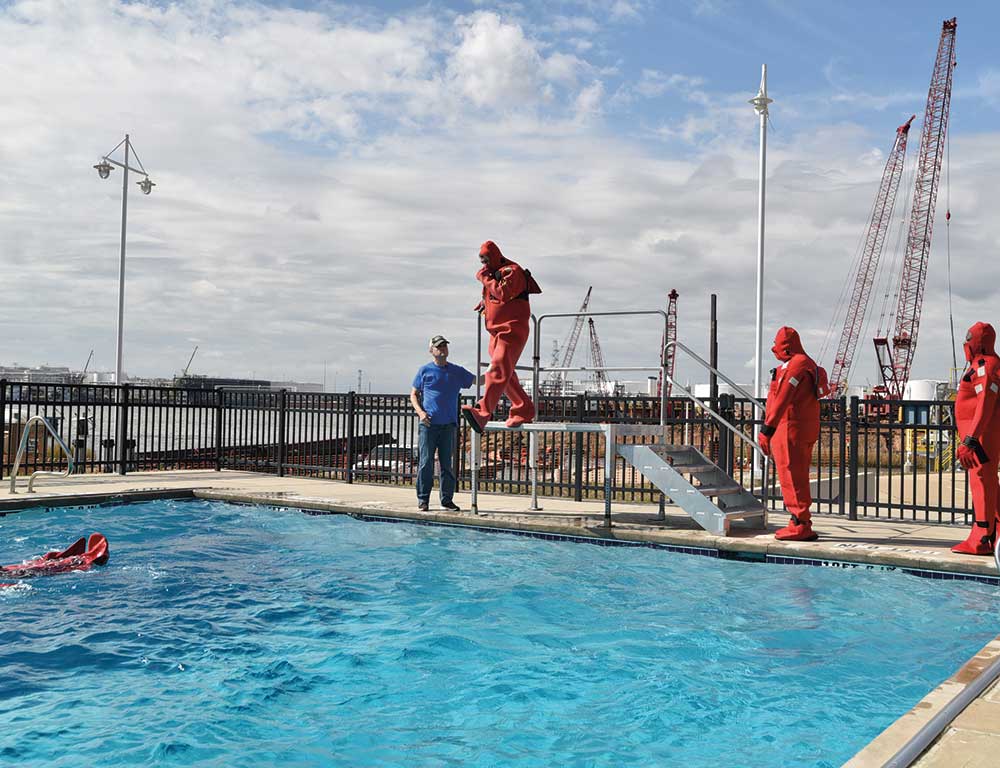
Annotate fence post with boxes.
[849,396,859,521]
[118,384,130,476]
[345,390,356,484]
[838,396,847,516]
[214,388,224,472]
[574,393,585,501]
[277,388,288,477]
[0,379,6,478]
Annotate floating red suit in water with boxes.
[952,322,1000,556]
[462,241,537,432]
[758,327,823,542]
[0,533,109,582]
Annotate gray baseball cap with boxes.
[429,335,450,348]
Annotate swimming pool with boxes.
[1,499,997,767]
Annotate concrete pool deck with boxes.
[3,468,1000,766]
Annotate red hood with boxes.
[964,322,997,362]
[480,240,504,270]
[771,326,805,362]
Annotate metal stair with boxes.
[616,442,766,536]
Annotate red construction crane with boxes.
[657,289,679,397]
[587,318,609,393]
[543,286,592,395]
[827,116,914,396]
[874,17,957,398]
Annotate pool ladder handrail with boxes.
[663,341,771,514]
[7,415,75,494]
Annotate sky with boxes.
[2,0,999,393]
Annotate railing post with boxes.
[74,417,88,474]
[838,396,848,516]
[214,388,224,472]
[849,396,860,521]
[277,388,288,477]
[574,393,585,501]
[0,379,7,478]
[345,390,356,484]
[118,384,130,476]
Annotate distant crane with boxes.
[182,346,199,378]
[587,318,610,394]
[657,289,679,398]
[543,286,592,395]
[826,116,914,396]
[874,18,957,398]
[77,349,94,384]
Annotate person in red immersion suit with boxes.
[757,327,822,542]
[951,322,1000,555]
[461,241,536,433]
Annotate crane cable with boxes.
[946,123,958,375]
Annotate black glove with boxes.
[962,435,990,464]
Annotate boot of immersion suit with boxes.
[774,511,819,542]
[952,520,995,556]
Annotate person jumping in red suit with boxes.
[462,241,536,433]
[952,322,1000,555]
[757,327,821,542]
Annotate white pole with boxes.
[750,65,772,478]
[115,134,130,386]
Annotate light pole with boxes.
[749,65,772,478]
[93,134,156,386]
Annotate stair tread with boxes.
[669,463,715,473]
[692,485,743,495]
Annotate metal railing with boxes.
[7,415,75,493]
[0,380,981,526]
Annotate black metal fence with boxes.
[0,380,973,526]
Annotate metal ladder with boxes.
[6,415,75,494]
[613,342,771,536]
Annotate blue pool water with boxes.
[1,500,999,767]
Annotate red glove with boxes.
[476,266,492,284]
[473,300,485,312]
[757,431,771,457]
[958,436,988,470]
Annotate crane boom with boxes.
[587,318,609,392]
[828,116,914,396]
[182,345,199,378]
[875,17,956,398]
[657,289,679,397]
[544,286,592,394]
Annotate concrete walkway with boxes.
[3,469,1000,766]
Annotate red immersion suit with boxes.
[462,241,535,432]
[757,327,821,542]
[952,322,1000,555]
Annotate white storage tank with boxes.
[903,379,943,401]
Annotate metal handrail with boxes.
[7,415,75,494]
[663,341,770,515]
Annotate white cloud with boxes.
[0,0,995,395]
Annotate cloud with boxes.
[0,0,996,395]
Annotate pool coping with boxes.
[4,483,1000,765]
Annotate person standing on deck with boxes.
[757,326,828,542]
[461,240,539,433]
[951,322,1000,555]
[411,335,478,512]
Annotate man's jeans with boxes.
[417,423,457,504]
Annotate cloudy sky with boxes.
[2,0,998,393]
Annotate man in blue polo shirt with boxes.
[410,335,478,511]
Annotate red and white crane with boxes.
[873,17,957,398]
[827,116,914,396]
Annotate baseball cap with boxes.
[429,335,450,348]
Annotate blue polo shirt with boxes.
[412,362,476,425]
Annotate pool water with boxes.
[1,499,998,767]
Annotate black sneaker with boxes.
[417,502,429,511]
[441,501,460,512]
